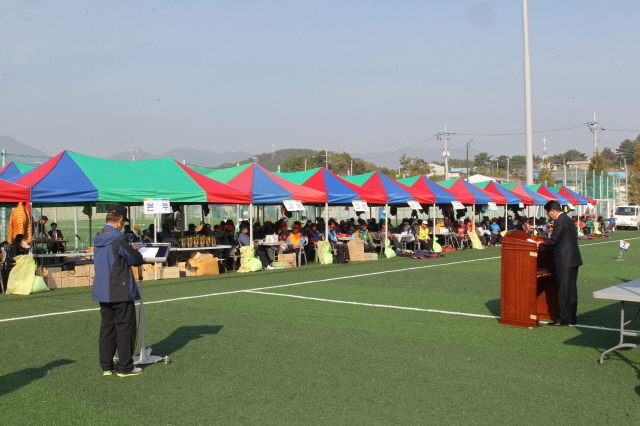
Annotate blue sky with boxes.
[1,1,639,164]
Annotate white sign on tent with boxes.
[352,200,369,212]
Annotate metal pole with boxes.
[522,0,534,185]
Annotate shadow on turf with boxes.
[151,325,223,356]
[0,359,75,397]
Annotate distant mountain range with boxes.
[109,148,255,168]
[0,136,51,165]
[0,135,484,171]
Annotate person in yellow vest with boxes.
[416,220,433,252]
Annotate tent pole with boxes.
[89,207,93,248]
[180,204,185,239]
[325,203,329,241]
[249,204,253,241]
[432,203,436,237]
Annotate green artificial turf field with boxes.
[2,232,640,425]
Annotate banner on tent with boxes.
[352,200,368,212]
[519,202,524,208]
[451,201,465,210]
[95,202,119,213]
[407,200,422,210]
[144,198,171,214]
[568,203,575,210]
[487,202,497,211]
[283,200,304,211]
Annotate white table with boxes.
[169,245,231,251]
[258,241,286,246]
[593,279,640,364]
[338,237,356,241]
[33,251,94,258]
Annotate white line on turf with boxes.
[246,290,623,332]
[245,290,500,319]
[0,235,637,326]
[0,256,500,323]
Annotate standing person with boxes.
[537,200,583,326]
[92,206,144,377]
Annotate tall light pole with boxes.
[465,140,473,181]
[130,148,137,161]
[522,0,534,185]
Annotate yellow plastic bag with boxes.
[238,246,263,273]
[383,239,396,258]
[317,241,333,265]
[6,255,45,295]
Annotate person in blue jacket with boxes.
[92,206,144,377]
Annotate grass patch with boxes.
[1,232,640,424]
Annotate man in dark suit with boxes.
[538,200,583,326]
[47,222,65,253]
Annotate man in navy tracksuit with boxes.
[93,206,144,377]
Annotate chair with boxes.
[297,240,308,266]
[226,247,241,271]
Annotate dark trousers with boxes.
[331,242,350,261]
[555,267,579,324]
[99,301,137,373]
[418,239,433,251]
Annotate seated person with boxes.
[489,218,502,246]
[305,223,322,261]
[123,224,139,242]
[238,224,251,247]
[12,233,31,256]
[522,218,533,235]
[455,220,468,250]
[379,222,402,252]
[47,222,65,253]
[184,223,197,236]
[286,222,306,260]
[142,224,156,242]
[253,222,266,240]
[157,223,175,242]
[353,220,377,253]
[328,221,350,261]
[416,220,433,252]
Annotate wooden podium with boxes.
[500,230,559,327]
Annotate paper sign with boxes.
[567,203,575,210]
[144,198,171,214]
[95,203,118,213]
[487,202,497,211]
[407,200,422,210]
[352,200,368,212]
[283,200,304,211]
[139,247,159,259]
[519,202,525,208]
[451,201,465,210]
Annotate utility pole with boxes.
[322,150,331,170]
[542,137,547,163]
[437,124,455,180]
[506,158,510,183]
[522,0,534,185]
[587,111,605,156]
[304,158,307,171]
[624,158,628,204]
[350,160,353,176]
[465,140,473,181]
[129,148,137,161]
[563,158,567,186]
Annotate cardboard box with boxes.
[142,264,159,281]
[278,253,297,268]
[45,275,64,289]
[347,240,364,261]
[162,266,181,280]
[178,262,197,277]
[74,264,94,277]
[75,276,93,287]
[187,257,219,276]
[192,251,214,259]
[362,253,378,261]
